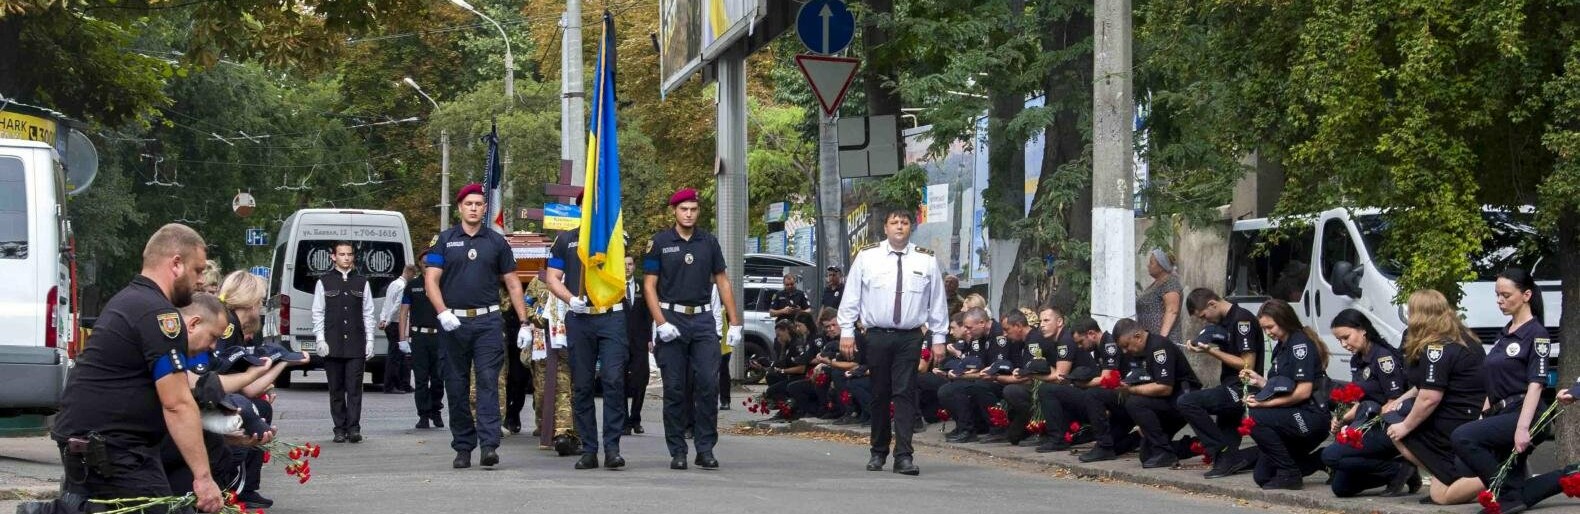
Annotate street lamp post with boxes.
[451,0,514,230]
[403,77,452,232]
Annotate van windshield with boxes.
[291,240,408,297]
[0,157,27,259]
[1355,212,1559,281]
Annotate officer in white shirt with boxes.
[379,265,418,394]
[837,208,948,476]
[312,241,376,443]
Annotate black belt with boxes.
[412,327,438,334]
[1489,393,1530,414]
[868,327,921,333]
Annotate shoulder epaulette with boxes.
[859,242,880,252]
[915,246,934,255]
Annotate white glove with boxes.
[398,340,411,353]
[438,311,462,332]
[314,339,330,356]
[727,326,743,348]
[516,327,533,349]
[365,341,374,360]
[568,297,590,314]
[655,323,681,342]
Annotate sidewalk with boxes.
[0,434,60,501]
[716,385,1480,514]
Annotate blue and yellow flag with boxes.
[577,12,626,308]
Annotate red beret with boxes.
[669,188,699,207]
[456,183,485,204]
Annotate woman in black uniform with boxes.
[1239,299,1331,490]
[1319,309,1413,497]
[1385,289,1486,505]
[1452,268,1562,513]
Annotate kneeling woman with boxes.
[1320,309,1412,497]
[1385,289,1486,505]
[1240,300,1332,490]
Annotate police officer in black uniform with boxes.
[1179,288,1265,478]
[822,267,844,310]
[1385,289,1485,505]
[1451,268,1558,511]
[1240,299,1332,490]
[1031,314,1106,453]
[1073,319,1137,462]
[989,310,1038,445]
[940,308,994,443]
[402,241,446,430]
[312,240,375,444]
[769,273,810,324]
[643,188,743,471]
[623,255,653,435]
[1320,308,1412,497]
[763,318,818,418]
[1114,317,1202,469]
[545,228,629,470]
[50,224,226,513]
[425,183,532,469]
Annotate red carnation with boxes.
[1560,472,1580,498]
[1063,432,1074,444]
[1478,490,1500,514]
[840,390,853,406]
[1190,440,1206,456]
[1100,372,1122,390]
[1237,416,1256,437]
[920,348,932,362]
[288,448,302,460]
[309,445,320,458]
[261,452,270,464]
[1069,422,1082,433]
[936,408,950,422]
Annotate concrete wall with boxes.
[1133,208,1233,387]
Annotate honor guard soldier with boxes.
[1239,300,1332,490]
[546,229,629,470]
[1320,309,1412,497]
[1179,288,1266,478]
[768,272,810,323]
[1113,317,1202,469]
[311,240,375,444]
[623,255,654,435]
[643,188,743,471]
[837,208,948,476]
[380,265,418,394]
[402,240,446,430]
[50,224,226,513]
[425,183,532,469]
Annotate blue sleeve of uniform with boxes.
[1290,335,1318,382]
[401,289,413,305]
[1527,326,1552,384]
[709,236,726,274]
[548,233,569,271]
[642,235,661,273]
[424,251,444,267]
[495,233,517,274]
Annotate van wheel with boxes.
[274,371,293,389]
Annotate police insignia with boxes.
[157,312,181,339]
[428,235,439,248]
[222,323,235,340]
[1378,355,1396,374]
[1293,344,1308,360]
[1105,345,1117,355]
[1536,339,1550,358]
[467,248,478,261]
[1153,349,1167,364]
[1238,321,1251,336]
[1057,346,1069,358]
[684,253,694,265]
[996,337,1007,348]
[971,342,981,352]
[1505,342,1521,357]
[645,240,653,254]
[1362,367,1372,379]
[1427,345,1443,363]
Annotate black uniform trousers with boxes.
[838,374,874,416]
[939,380,997,433]
[1452,401,1554,502]
[1248,404,1330,485]
[323,356,366,436]
[783,379,820,416]
[1321,426,1401,497]
[718,353,732,405]
[863,328,923,459]
[1001,383,1036,442]
[1037,383,1107,441]
[57,436,176,505]
[1124,394,1189,462]
[917,372,947,422]
[1082,388,1136,452]
[1178,385,1247,456]
[567,311,628,455]
[440,312,505,453]
[625,309,653,427]
[382,323,411,391]
[655,310,721,458]
[502,311,532,429]
[410,330,446,419]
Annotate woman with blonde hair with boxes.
[1383,289,1486,506]
[218,270,268,341]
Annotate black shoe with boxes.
[1381,462,1420,497]
[1260,475,1302,490]
[867,454,886,471]
[1036,439,1071,453]
[945,427,968,439]
[632,424,644,434]
[979,433,1008,444]
[480,447,499,467]
[893,456,919,476]
[719,403,731,411]
[505,420,522,434]
[453,451,471,469]
[604,453,625,469]
[913,420,927,434]
[1205,452,1254,479]
[622,426,633,436]
[431,416,444,428]
[695,452,719,470]
[348,431,363,443]
[947,432,979,443]
[332,433,347,443]
[415,418,431,430]
[1079,447,1118,462]
[670,455,688,470]
[1142,453,1179,469]
[575,453,599,470]
[532,428,541,437]
[235,491,273,509]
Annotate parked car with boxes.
[735,253,816,384]
[0,137,75,416]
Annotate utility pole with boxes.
[815,112,843,282]
[564,0,586,187]
[1090,0,1135,331]
[717,46,749,384]
[440,130,451,231]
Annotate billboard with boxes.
[660,0,759,96]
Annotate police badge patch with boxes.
[1378,356,1396,374]
[222,323,235,340]
[1427,345,1444,363]
[467,248,478,261]
[1153,349,1167,364]
[1362,367,1372,379]
[1505,342,1521,357]
[157,312,182,339]
[684,253,694,265]
[1293,344,1308,360]
[1238,321,1251,336]
[996,338,1006,348]
[1536,338,1550,358]
[972,342,981,352]
[1057,346,1069,359]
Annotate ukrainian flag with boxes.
[577,11,626,309]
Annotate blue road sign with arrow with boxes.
[245,227,268,246]
[796,0,855,55]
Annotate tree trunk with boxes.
[1557,207,1580,463]
[1042,7,1094,315]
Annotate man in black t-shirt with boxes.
[1114,317,1202,469]
[1179,288,1266,479]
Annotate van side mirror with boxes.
[1330,261,1363,299]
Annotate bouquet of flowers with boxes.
[1479,401,1568,514]
[260,440,321,485]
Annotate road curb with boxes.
[743,419,1458,514]
[0,486,57,501]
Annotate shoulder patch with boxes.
[1153,349,1168,364]
[157,312,182,339]
[1377,355,1396,374]
[427,235,439,248]
[1237,320,1251,336]
[915,246,934,255]
[222,323,235,340]
[1293,343,1308,360]
[1535,339,1550,358]
[1426,344,1444,363]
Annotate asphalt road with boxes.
[225,371,1307,514]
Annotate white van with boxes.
[0,139,75,416]
[1227,208,1561,379]
[263,209,413,387]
